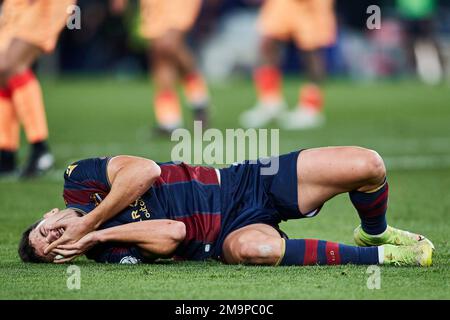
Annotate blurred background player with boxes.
[396,0,444,85]
[240,0,337,130]
[111,0,210,134]
[0,0,75,178]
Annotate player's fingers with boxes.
[52,248,79,257]
[56,243,80,251]
[44,236,67,254]
[45,221,66,232]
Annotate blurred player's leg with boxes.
[240,0,292,128]
[280,0,336,130]
[174,32,210,126]
[182,72,209,127]
[151,37,183,133]
[140,0,207,133]
[397,0,444,85]
[0,86,19,175]
[0,0,75,177]
[222,223,432,267]
[240,37,287,128]
[281,51,326,130]
[1,39,54,178]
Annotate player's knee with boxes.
[235,233,279,264]
[355,149,386,183]
[364,149,386,182]
[153,38,179,59]
[260,37,278,64]
[236,241,260,264]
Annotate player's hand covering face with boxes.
[51,232,100,264]
[28,217,64,263]
[43,212,93,255]
[28,208,83,262]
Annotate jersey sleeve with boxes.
[86,243,149,264]
[62,157,112,214]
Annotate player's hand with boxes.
[52,232,99,264]
[41,208,80,231]
[43,215,95,255]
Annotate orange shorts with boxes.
[140,0,202,39]
[259,0,337,50]
[0,0,76,53]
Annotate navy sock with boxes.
[279,239,380,266]
[349,181,388,235]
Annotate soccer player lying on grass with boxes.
[19,147,434,266]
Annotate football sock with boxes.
[31,140,49,155]
[0,150,16,171]
[349,180,389,235]
[8,70,49,144]
[0,87,20,152]
[298,83,323,112]
[183,72,209,109]
[154,89,182,130]
[254,65,283,104]
[278,239,380,266]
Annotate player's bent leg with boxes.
[297,146,386,214]
[222,224,283,265]
[296,146,434,248]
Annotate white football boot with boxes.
[239,100,286,128]
[279,106,325,130]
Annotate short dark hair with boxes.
[18,220,45,263]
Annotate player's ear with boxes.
[43,208,59,218]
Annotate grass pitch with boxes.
[0,77,449,299]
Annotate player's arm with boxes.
[44,156,161,254]
[96,219,186,256]
[52,220,186,263]
[85,156,161,230]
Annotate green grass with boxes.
[0,77,449,299]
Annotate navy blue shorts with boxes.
[212,150,309,260]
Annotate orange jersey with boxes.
[259,0,337,50]
[0,0,76,53]
[139,0,202,39]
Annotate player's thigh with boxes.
[222,223,283,265]
[2,38,41,76]
[297,147,386,213]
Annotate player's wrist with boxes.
[91,230,103,244]
[82,214,99,232]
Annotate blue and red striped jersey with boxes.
[63,157,221,262]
